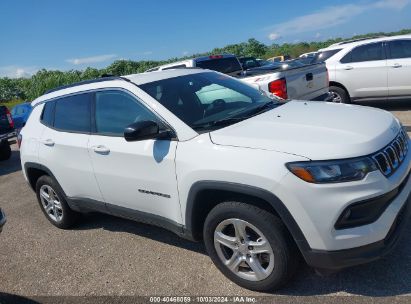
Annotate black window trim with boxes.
[339,41,387,64]
[38,87,178,139]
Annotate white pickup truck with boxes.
[146,54,331,101]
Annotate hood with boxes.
[209,101,400,160]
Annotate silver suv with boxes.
[318,35,411,103]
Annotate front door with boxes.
[87,90,182,224]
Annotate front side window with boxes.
[139,72,280,131]
[95,90,159,136]
[341,42,384,63]
[54,93,91,133]
[388,39,411,59]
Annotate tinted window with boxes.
[95,90,159,136]
[41,101,55,127]
[341,43,383,63]
[389,39,411,59]
[54,94,91,132]
[196,57,243,75]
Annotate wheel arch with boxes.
[24,162,57,191]
[184,181,311,253]
[329,81,351,99]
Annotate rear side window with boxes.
[95,90,159,136]
[388,39,411,59]
[40,101,55,127]
[341,42,384,63]
[54,93,91,133]
[196,57,242,75]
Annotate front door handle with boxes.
[41,139,55,147]
[344,66,354,70]
[92,145,110,155]
[392,63,402,68]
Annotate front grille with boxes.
[372,130,409,177]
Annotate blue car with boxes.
[11,102,32,130]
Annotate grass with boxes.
[0,99,23,110]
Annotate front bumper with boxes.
[304,190,410,270]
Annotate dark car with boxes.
[11,102,32,131]
[0,105,16,161]
[0,208,6,233]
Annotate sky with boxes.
[0,0,410,78]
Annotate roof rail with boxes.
[334,36,387,46]
[45,76,130,94]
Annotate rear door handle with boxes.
[344,66,354,70]
[41,139,55,147]
[92,145,110,155]
[392,63,402,68]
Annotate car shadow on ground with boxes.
[75,212,411,297]
[75,212,206,255]
[0,151,22,176]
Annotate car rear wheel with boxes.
[35,175,78,229]
[0,141,11,161]
[203,202,299,291]
[329,86,350,103]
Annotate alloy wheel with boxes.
[214,218,275,281]
[39,185,63,222]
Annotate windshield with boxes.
[139,72,280,132]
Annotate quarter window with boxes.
[40,101,56,127]
[341,43,384,63]
[54,93,91,132]
[95,90,159,136]
[388,40,411,59]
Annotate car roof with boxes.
[319,34,411,51]
[31,68,207,106]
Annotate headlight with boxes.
[286,157,378,183]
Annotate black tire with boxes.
[329,86,350,103]
[35,175,79,229]
[203,202,299,291]
[0,141,11,161]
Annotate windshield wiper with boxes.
[192,101,279,131]
[192,117,246,130]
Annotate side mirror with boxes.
[124,121,160,142]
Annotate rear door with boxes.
[336,42,387,100]
[38,93,103,201]
[386,39,411,98]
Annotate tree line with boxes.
[1,28,410,102]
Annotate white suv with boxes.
[318,35,411,103]
[20,69,411,291]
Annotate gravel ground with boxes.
[0,102,410,303]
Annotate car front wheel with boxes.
[203,202,299,291]
[329,86,350,103]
